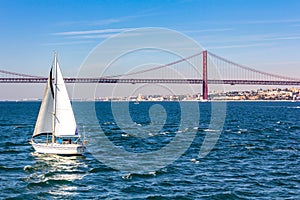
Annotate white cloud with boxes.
[263,36,300,41]
[260,61,300,66]
[55,11,158,28]
[42,40,95,46]
[194,19,300,26]
[207,43,272,50]
[52,28,143,41]
[201,32,300,46]
[183,28,234,33]
[55,18,121,27]
[238,19,300,25]
[53,28,133,36]
[69,33,118,39]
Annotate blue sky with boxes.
[0,0,300,99]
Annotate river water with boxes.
[0,101,299,199]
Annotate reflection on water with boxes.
[24,152,89,198]
[30,152,88,173]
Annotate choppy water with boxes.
[0,101,299,199]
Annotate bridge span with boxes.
[1,50,299,100]
[1,77,300,86]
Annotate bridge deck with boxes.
[1,77,300,85]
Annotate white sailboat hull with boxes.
[31,141,85,155]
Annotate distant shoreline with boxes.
[0,99,299,103]
[1,87,299,102]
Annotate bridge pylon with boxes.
[202,50,208,100]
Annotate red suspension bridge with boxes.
[1,50,300,100]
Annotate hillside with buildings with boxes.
[95,88,300,101]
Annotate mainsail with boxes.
[53,57,77,137]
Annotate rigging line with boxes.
[0,69,43,78]
[208,52,300,81]
[102,52,203,78]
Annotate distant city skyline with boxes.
[3,87,299,102]
[1,0,300,100]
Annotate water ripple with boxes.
[0,101,299,199]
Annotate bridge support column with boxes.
[202,50,208,100]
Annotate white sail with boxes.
[53,60,77,137]
[31,52,85,155]
[33,70,54,137]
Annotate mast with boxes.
[50,52,77,139]
[52,52,58,144]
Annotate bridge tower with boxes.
[202,50,208,100]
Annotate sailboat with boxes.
[30,52,86,155]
